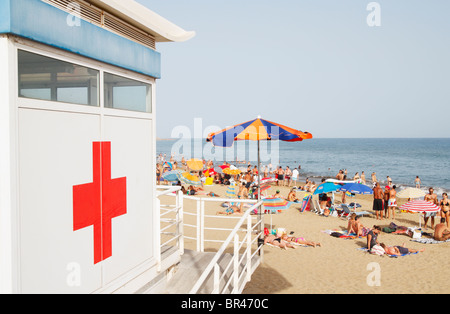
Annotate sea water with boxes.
[157,138,450,194]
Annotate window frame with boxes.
[15,41,155,120]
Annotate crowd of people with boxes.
[157,153,448,255]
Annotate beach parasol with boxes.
[261,177,277,184]
[262,197,292,230]
[203,168,216,177]
[400,200,440,228]
[162,170,181,182]
[339,183,373,195]
[206,116,312,235]
[313,182,342,195]
[397,187,426,199]
[223,165,241,175]
[262,197,292,212]
[399,200,440,213]
[186,158,204,171]
[177,171,202,186]
[253,185,271,197]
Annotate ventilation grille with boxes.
[42,0,156,50]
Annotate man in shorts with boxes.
[372,182,384,220]
[424,187,439,229]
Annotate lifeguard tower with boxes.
[0,0,195,293]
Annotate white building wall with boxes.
[2,38,158,293]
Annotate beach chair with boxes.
[314,199,324,215]
[340,204,371,218]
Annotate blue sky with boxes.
[137,0,450,138]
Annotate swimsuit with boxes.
[373,199,383,211]
[388,198,397,207]
[395,246,409,255]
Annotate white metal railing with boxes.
[156,185,184,271]
[156,186,265,294]
[188,200,264,294]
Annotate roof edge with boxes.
[87,0,195,42]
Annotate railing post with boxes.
[232,234,239,294]
[213,263,220,294]
[196,199,201,252]
[200,199,205,252]
[155,197,161,272]
[177,189,184,255]
[246,215,252,282]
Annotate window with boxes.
[18,50,99,106]
[104,72,152,113]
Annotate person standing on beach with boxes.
[276,166,284,186]
[285,166,292,187]
[440,193,450,228]
[292,167,299,187]
[371,172,377,183]
[415,176,421,188]
[373,183,384,220]
[424,187,439,229]
[388,185,397,219]
[361,171,366,184]
[383,186,390,218]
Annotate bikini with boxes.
[440,200,450,214]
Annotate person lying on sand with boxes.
[264,234,296,249]
[380,243,425,256]
[216,204,242,215]
[281,234,321,248]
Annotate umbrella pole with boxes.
[258,139,262,238]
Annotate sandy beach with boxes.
[171,181,450,294]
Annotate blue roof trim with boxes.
[0,0,161,78]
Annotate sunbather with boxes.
[264,234,296,249]
[347,214,370,237]
[216,204,242,215]
[380,243,425,256]
[281,234,321,247]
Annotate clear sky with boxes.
[137,0,450,138]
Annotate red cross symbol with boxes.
[73,142,127,264]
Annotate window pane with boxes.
[104,72,152,113]
[18,50,99,106]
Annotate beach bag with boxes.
[407,228,421,239]
[370,245,385,256]
[331,232,342,238]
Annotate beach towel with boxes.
[357,247,418,258]
[322,229,363,239]
[411,238,450,244]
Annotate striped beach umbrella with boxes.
[206,117,312,147]
[399,200,440,213]
[177,171,202,186]
[162,170,181,182]
[262,197,292,212]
